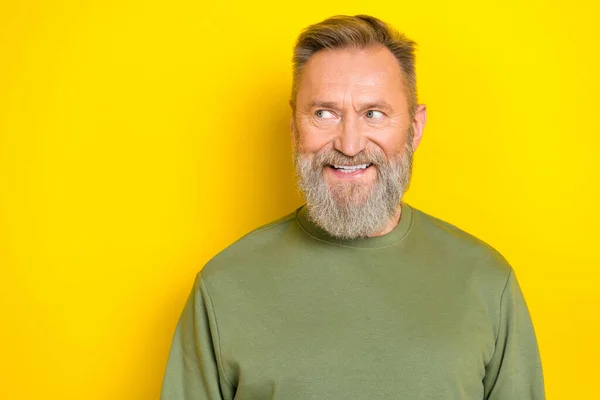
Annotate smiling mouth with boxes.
[329,163,373,174]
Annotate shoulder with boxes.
[199,208,300,281]
[409,204,513,279]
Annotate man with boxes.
[160,15,545,400]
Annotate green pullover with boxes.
[161,202,544,399]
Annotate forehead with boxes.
[296,46,407,103]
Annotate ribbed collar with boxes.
[295,202,414,249]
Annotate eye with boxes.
[366,110,384,119]
[315,110,336,119]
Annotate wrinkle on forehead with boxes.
[295,46,407,112]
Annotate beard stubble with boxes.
[293,127,415,239]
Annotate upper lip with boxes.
[331,163,371,168]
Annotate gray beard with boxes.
[293,133,414,240]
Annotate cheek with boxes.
[297,129,335,153]
[367,127,410,158]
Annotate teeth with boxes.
[333,163,370,172]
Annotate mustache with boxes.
[312,149,387,167]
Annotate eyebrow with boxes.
[310,101,340,110]
[309,100,394,112]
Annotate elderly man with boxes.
[160,15,545,400]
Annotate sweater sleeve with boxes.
[160,273,235,400]
[483,269,545,400]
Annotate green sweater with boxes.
[161,202,545,399]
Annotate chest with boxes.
[219,268,496,400]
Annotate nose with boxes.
[333,114,366,157]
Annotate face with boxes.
[291,46,427,239]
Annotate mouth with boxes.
[326,163,374,179]
[328,163,373,173]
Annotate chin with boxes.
[329,184,374,207]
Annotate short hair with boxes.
[291,15,418,118]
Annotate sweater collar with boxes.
[295,202,413,249]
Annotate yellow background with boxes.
[1,1,598,398]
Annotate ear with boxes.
[288,97,294,127]
[410,104,427,151]
[289,115,295,142]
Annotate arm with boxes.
[160,273,235,400]
[483,269,545,399]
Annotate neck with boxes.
[370,203,403,237]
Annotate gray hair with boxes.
[291,15,418,118]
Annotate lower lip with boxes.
[327,165,373,180]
